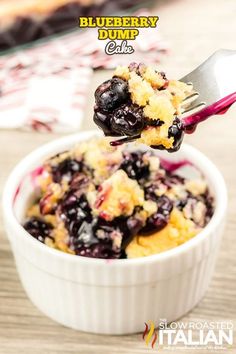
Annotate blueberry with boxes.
[74,243,120,259]
[119,151,150,180]
[95,217,121,239]
[94,215,143,252]
[60,192,92,229]
[142,213,168,234]
[23,217,53,243]
[158,195,173,215]
[70,219,99,250]
[71,217,124,259]
[52,158,82,183]
[145,118,163,127]
[94,78,129,112]
[189,190,214,222]
[122,216,144,249]
[168,118,184,152]
[111,103,145,136]
[150,118,184,152]
[141,196,173,234]
[127,216,144,235]
[145,184,160,202]
[93,108,120,136]
[60,189,132,259]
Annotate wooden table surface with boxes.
[0,0,236,353]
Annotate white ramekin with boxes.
[2,131,227,334]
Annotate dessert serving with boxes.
[3,131,227,333]
[93,63,194,152]
[23,138,214,259]
[2,53,228,333]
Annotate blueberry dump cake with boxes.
[23,139,214,259]
[93,63,194,152]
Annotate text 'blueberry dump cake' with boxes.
[93,63,194,152]
[23,139,214,259]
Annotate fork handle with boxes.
[183,92,236,131]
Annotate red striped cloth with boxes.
[0,9,168,133]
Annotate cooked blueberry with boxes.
[158,195,173,215]
[94,215,143,251]
[122,216,144,248]
[60,192,92,230]
[23,217,53,243]
[145,184,159,202]
[127,217,144,235]
[168,118,184,152]
[69,217,123,259]
[52,158,82,183]
[119,151,150,180]
[142,213,168,234]
[93,108,119,136]
[74,243,120,259]
[111,103,145,136]
[145,118,163,127]
[94,78,129,112]
[197,190,214,220]
[150,118,184,152]
[141,196,173,234]
[205,192,214,219]
[70,219,99,250]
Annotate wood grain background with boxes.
[0,0,236,352]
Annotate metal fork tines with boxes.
[179,49,236,124]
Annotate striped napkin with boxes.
[0,9,168,133]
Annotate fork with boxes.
[181,49,236,132]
